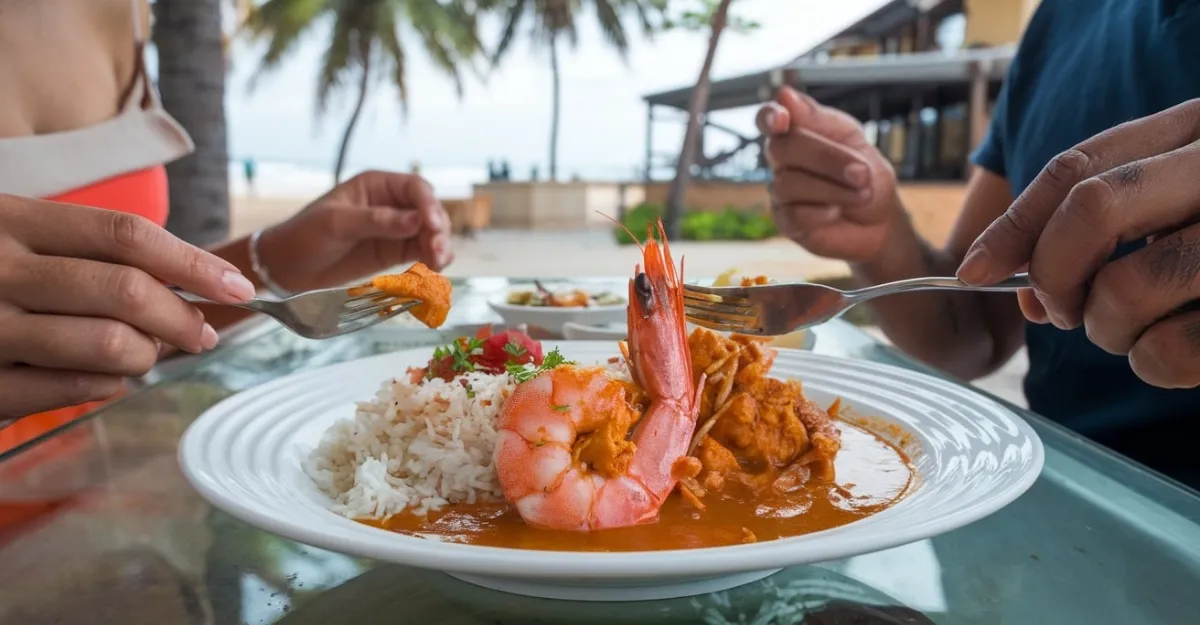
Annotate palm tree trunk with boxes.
[153,0,231,248]
[334,49,373,184]
[664,0,733,241]
[548,34,561,182]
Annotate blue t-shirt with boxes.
[972,0,1200,488]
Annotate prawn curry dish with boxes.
[333,222,914,552]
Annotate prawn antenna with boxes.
[597,210,644,254]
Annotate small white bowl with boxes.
[488,301,627,336]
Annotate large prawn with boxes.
[493,220,701,530]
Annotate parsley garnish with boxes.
[429,337,486,378]
[552,404,569,412]
[465,384,476,399]
[503,340,528,358]
[505,347,576,383]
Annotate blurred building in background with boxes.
[633,0,1039,245]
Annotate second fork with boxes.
[683,273,1032,336]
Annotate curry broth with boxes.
[361,421,913,552]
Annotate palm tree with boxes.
[663,0,756,240]
[153,0,233,247]
[242,0,488,183]
[488,0,666,182]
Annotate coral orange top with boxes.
[0,2,193,466]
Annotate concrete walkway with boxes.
[443,229,850,279]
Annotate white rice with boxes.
[303,370,516,519]
[304,357,633,520]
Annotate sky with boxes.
[220,0,890,182]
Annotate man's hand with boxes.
[957,99,1200,388]
[758,86,902,263]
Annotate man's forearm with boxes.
[850,204,1018,379]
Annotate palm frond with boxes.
[489,0,530,65]
[314,7,357,114]
[374,10,410,115]
[242,0,330,88]
[591,0,630,57]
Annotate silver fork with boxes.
[172,285,420,339]
[683,273,1032,336]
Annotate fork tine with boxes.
[682,287,752,307]
[339,301,408,325]
[345,289,391,305]
[682,283,753,298]
[686,314,749,333]
[343,293,400,313]
[682,292,756,316]
[686,308,755,332]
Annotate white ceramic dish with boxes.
[179,342,1044,602]
[488,294,626,336]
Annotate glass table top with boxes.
[0,277,1197,625]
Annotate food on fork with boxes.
[370,262,452,328]
[305,221,914,551]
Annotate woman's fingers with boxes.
[1029,143,1200,328]
[0,195,255,304]
[0,367,124,420]
[0,314,159,377]
[3,256,215,353]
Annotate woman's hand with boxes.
[759,86,902,263]
[957,98,1200,388]
[255,171,453,292]
[0,195,256,419]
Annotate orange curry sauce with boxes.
[360,421,913,552]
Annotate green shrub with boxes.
[616,203,776,244]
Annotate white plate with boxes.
[179,342,1044,602]
[489,300,626,336]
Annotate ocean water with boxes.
[226,160,647,200]
[227,160,490,200]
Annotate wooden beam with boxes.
[966,60,990,176]
[644,104,655,182]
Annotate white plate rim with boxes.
[179,343,1044,580]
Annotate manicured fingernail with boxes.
[764,109,778,130]
[200,323,220,350]
[844,163,869,187]
[956,247,991,284]
[820,206,842,222]
[222,271,256,301]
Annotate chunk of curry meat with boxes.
[683,328,841,502]
[369,262,452,328]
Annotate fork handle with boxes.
[168,287,268,313]
[845,273,1032,301]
